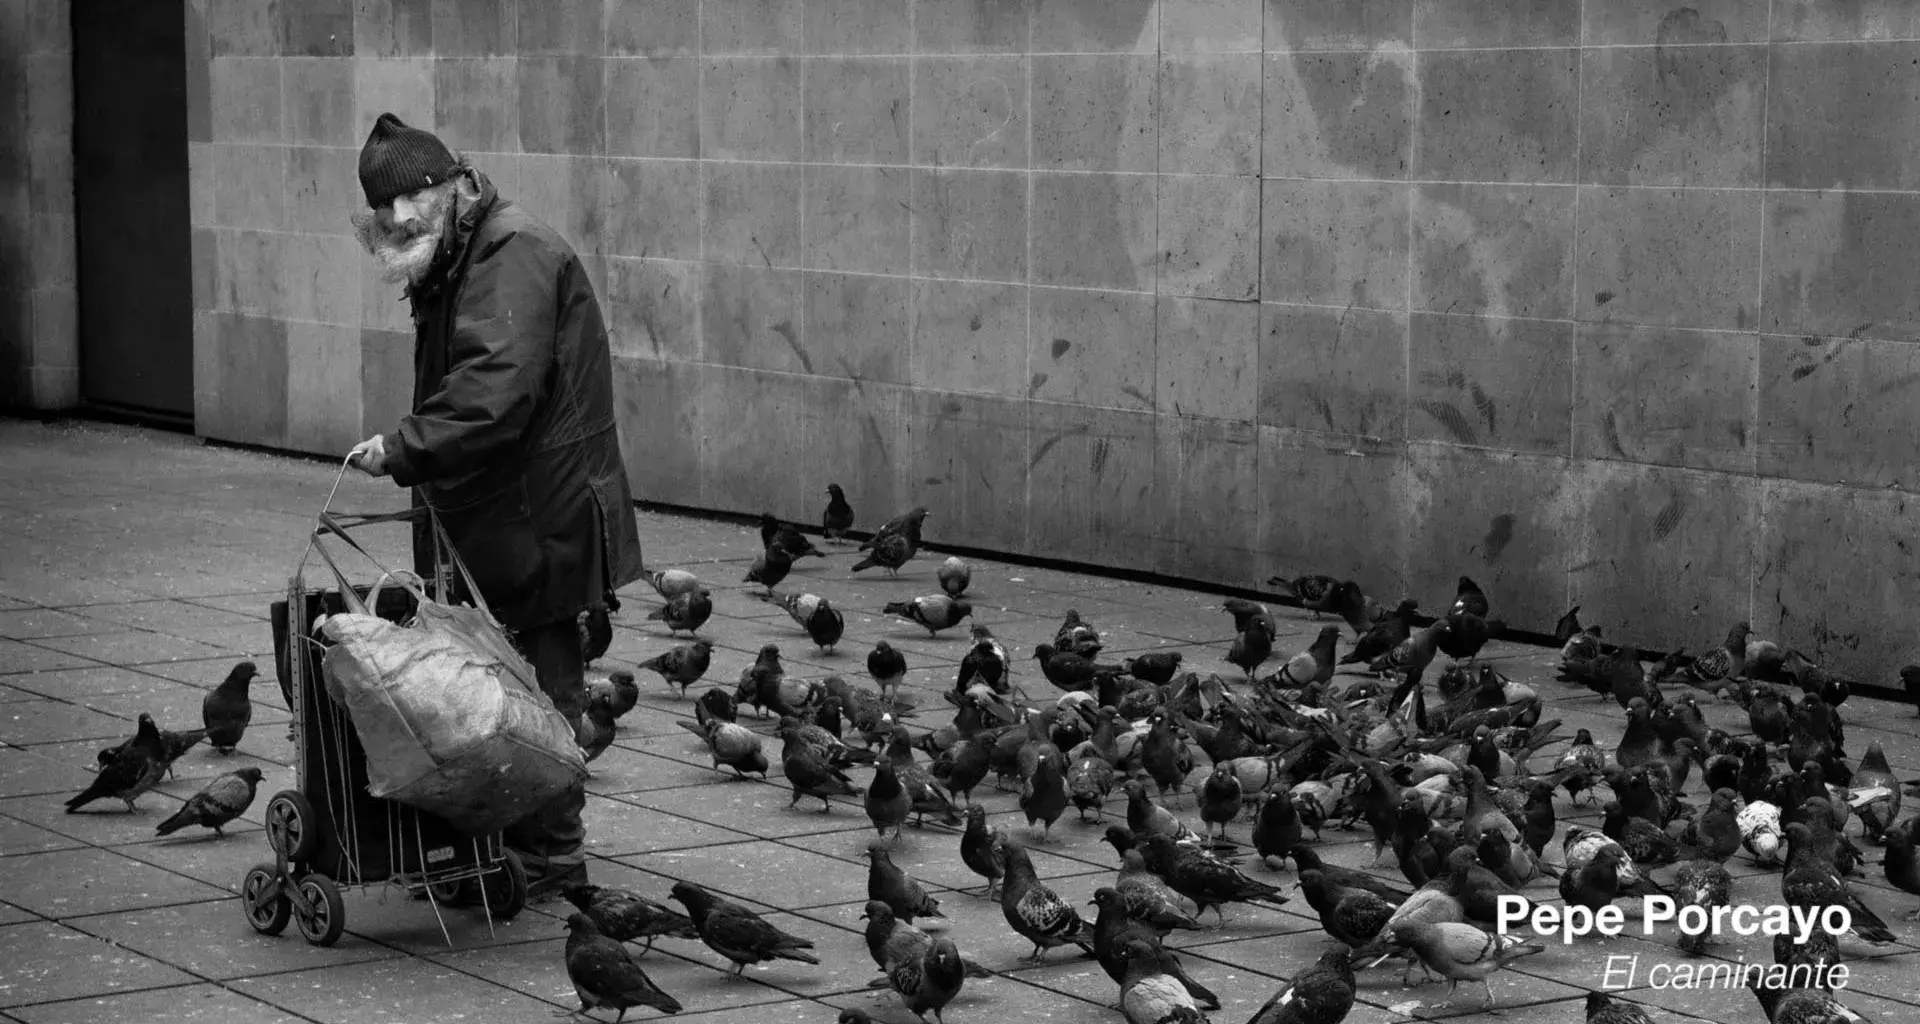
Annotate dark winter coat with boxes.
[384,170,643,630]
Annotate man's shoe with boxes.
[524,861,588,901]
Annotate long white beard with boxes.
[371,228,441,286]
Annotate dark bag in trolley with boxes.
[308,511,587,837]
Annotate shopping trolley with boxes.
[242,457,529,948]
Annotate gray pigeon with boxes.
[155,766,264,837]
[562,913,683,1019]
[202,660,257,754]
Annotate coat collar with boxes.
[406,169,501,303]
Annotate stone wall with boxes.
[0,0,78,410]
[183,0,1920,678]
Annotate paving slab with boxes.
[227,957,566,1023]
[0,746,100,798]
[0,641,100,676]
[0,921,197,1009]
[0,701,137,746]
[2,846,232,918]
[65,898,403,979]
[29,632,241,668]
[7,984,312,1024]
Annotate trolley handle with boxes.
[297,450,505,630]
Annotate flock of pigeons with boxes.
[55,480,1920,1024]
[64,659,266,836]
[550,486,1920,1024]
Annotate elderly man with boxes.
[346,112,643,897]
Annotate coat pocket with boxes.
[425,479,544,616]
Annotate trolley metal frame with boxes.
[241,457,528,948]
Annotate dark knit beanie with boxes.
[358,112,459,209]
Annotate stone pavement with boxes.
[3,416,1920,1024]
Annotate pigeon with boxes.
[578,691,618,763]
[1144,833,1289,924]
[1246,947,1356,1024]
[1087,891,1218,1015]
[643,568,704,600]
[1675,788,1743,862]
[69,713,167,813]
[868,641,908,703]
[1299,869,1397,948]
[956,626,1011,694]
[1746,976,1871,1024]
[1054,609,1103,657]
[676,710,769,778]
[646,588,713,636]
[1781,822,1896,943]
[1198,763,1242,841]
[885,934,966,1024]
[1387,920,1543,1009]
[98,721,207,782]
[1342,599,1419,666]
[937,556,971,598]
[1586,992,1657,1024]
[1112,849,1204,933]
[636,642,712,698]
[852,531,918,576]
[861,505,931,551]
[154,766,264,838]
[1124,651,1184,686]
[1673,859,1733,954]
[885,727,961,827]
[202,661,257,754]
[561,883,701,955]
[1883,825,1920,913]
[865,758,913,841]
[1115,937,1208,1024]
[744,542,795,593]
[860,900,994,979]
[1226,619,1274,678]
[1252,791,1305,871]
[1020,752,1070,842]
[1067,746,1117,822]
[1774,926,1843,987]
[759,512,824,560]
[1221,598,1276,638]
[736,644,814,719]
[867,840,945,924]
[1903,665,1920,717]
[1450,576,1489,618]
[1268,574,1339,616]
[883,595,973,637]
[1849,739,1901,842]
[960,805,1007,897]
[668,881,819,976]
[822,484,855,543]
[1602,800,1679,865]
[589,670,641,721]
[755,589,845,653]
[1034,643,1124,692]
[1265,625,1341,689]
[694,686,737,725]
[561,913,683,1020]
[997,836,1095,960]
[775,719,862,811]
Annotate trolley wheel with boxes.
[481,849,529,922]
[241,863,291,936]
[424,876,477,907]
[264,790,319,862]
[293,873,346,947]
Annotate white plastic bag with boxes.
[320,598,587,836]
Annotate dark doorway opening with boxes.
[71,0,194,429]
